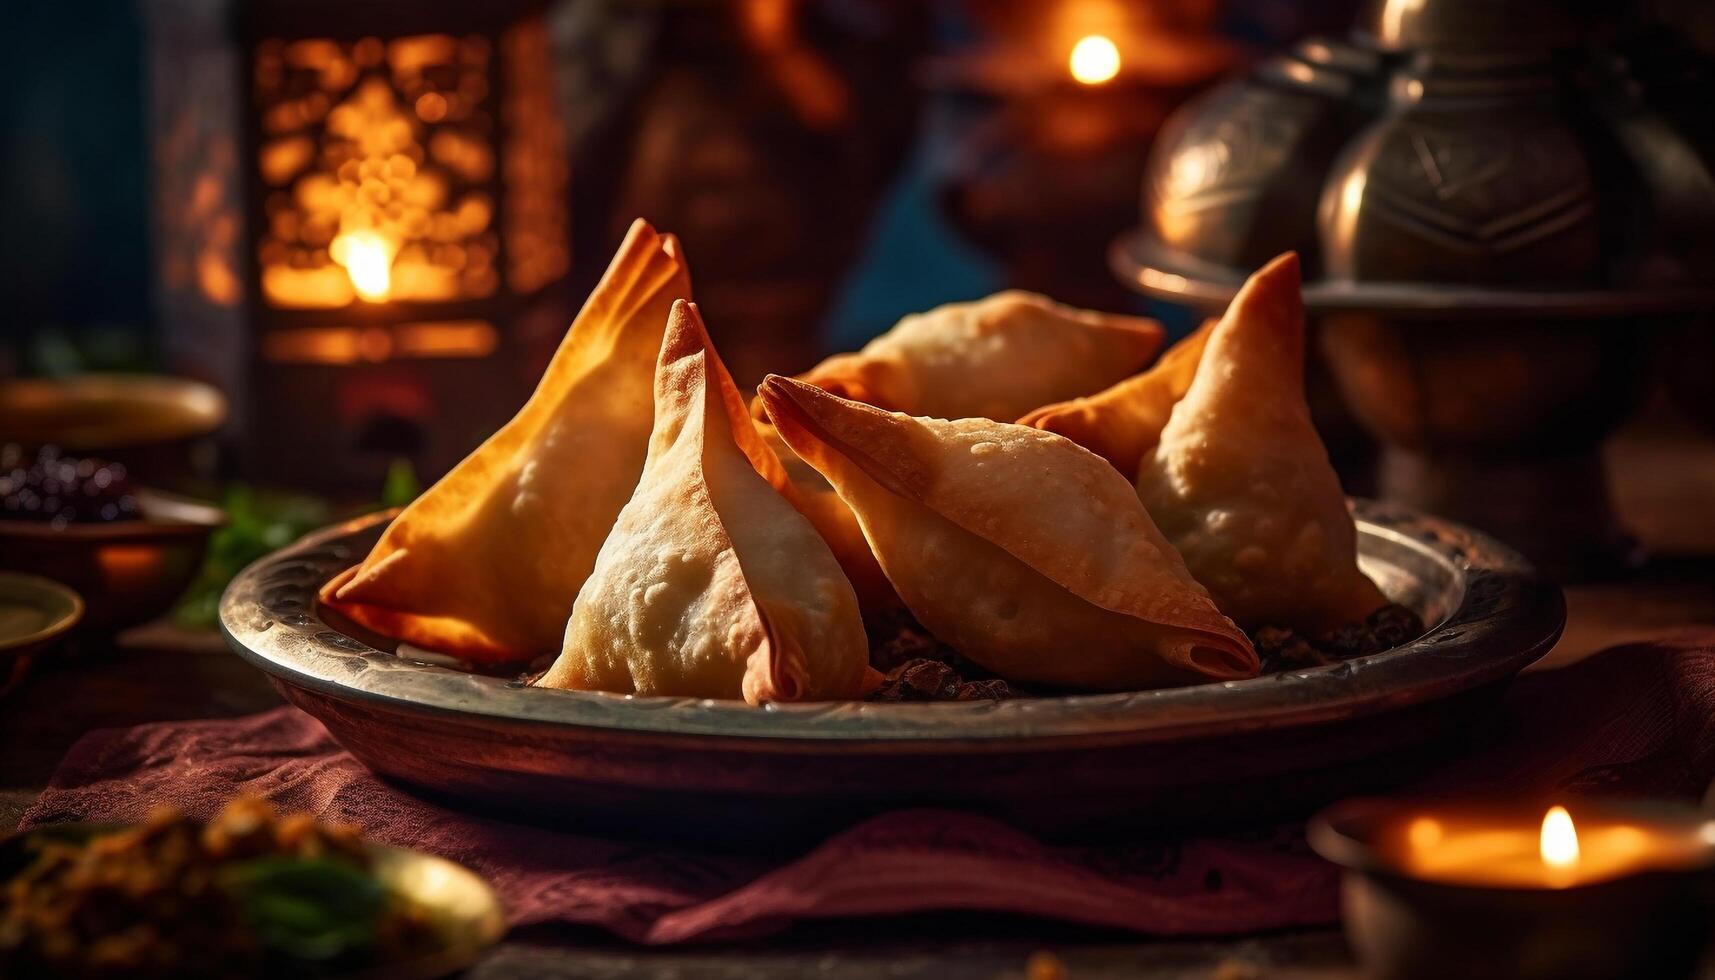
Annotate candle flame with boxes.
[1407,816,1443,850]
[1068,35,1121,86]
[1541,806,1580,871]
[335,230,394,302]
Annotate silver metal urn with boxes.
[1112,0,1715,577]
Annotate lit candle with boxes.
[1067,35,1120,86]
[1312,799,1715,980]
[331,229,396,302]
[1392,803,1713,889]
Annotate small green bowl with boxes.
[0,572,83,698]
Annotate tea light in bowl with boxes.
[1311,799,1715,980]
[1399,803,1713,888]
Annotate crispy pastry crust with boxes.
[761,376,1257,689]
[320,219,692,662]
[1018,318,1215,477]
[1137,253,1387,633]
[542,302,871,703]
[754,290,1164,422]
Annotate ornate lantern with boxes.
[145,0,571,489]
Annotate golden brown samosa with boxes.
[541,302,871,703]
[755,420,898,609]
[320,220,691,663]
[1017,318,1215,476]
[764,291,1164,422]
[1136,253,1386,633]
[759,376,1257,690]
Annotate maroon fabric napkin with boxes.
[21,633,1715,944]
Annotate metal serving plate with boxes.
[220,501,1564,843]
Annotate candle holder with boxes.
[927,0,1237,312]
[144,0,574,490]
[1311,798,1715,980]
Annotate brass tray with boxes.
[219,501,1564,843]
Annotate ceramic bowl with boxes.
[0,490,224,632]
[0,572,84,697]
[0,373,226,490]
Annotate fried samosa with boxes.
[320,220,691,663]
[1017,318,1215,476]
[542,302,871,703]
[1135,253,1386,633]
[765,291,1164,422]
[759,376,1257,690]
[756,420,899,609]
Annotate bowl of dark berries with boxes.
[0,444,224,632]
[0,373,226,491]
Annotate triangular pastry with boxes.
[541,302,871,703]
[760,376,1257,690]
[1136,253,1387,633]
[765,291,1164,422]
[320,220,692,662]
[1018,318,1214,476]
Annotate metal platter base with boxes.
[220,502,1564,845]
[1110,229,1715,318]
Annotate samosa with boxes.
[1018,318,1214,476]
[542,302,870,703]
[320,220,691,662]
[759,376,1256,690]
[1135,253,1386,633]
[764,291,1163,422]
[751,290,1163,610]
[756,420,897,609]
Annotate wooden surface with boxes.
[3,413,1713,978]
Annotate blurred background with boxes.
[2,0,1713,610]
[0,0,1362,450]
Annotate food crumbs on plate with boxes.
[1253,602,1424,672]
[1026,950,1068,980]
[864,609,1019,701]
[856,604,1425,702]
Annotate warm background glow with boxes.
[1069,35,1121,85]
[333,230,395,301]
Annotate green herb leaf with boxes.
[381,457,420,509]
[223,857,385,963]
[172,484,333,630]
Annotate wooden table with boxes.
[5,414,1713,978]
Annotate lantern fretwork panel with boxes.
[254,34,503,309]
[146,0,572,490]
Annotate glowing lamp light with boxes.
[1069,34,1121,86]
[1541,805,1580,873]
[335,231,395,302]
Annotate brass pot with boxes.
[1111,0,1715,577]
